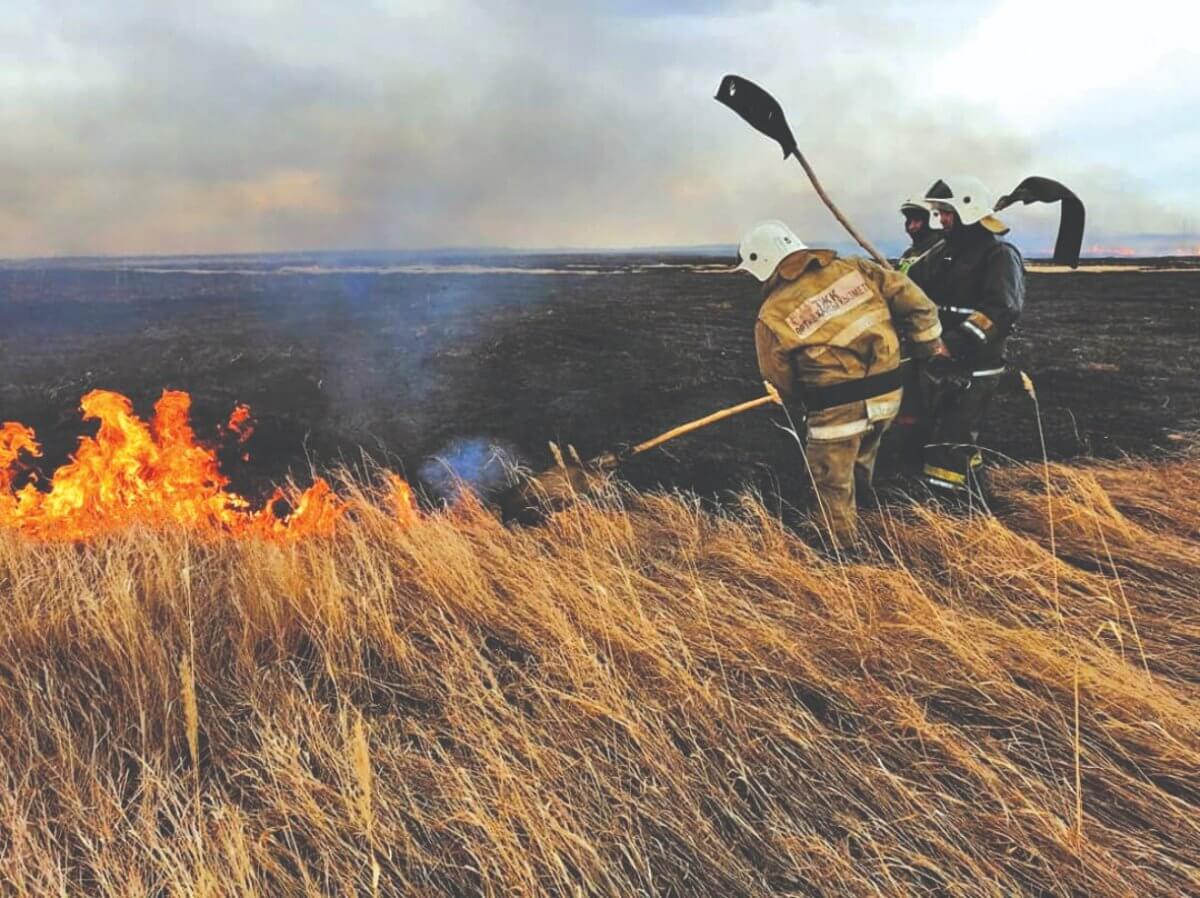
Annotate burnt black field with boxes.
[1,252,1198,510]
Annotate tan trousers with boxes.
[805,419,892,547]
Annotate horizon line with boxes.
[1,244,1197,265]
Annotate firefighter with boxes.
[737,220,946,547]
[910,175,1026,493]
[898,198,942,273]
[893,196,947,467]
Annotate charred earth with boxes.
[1,253,1197,508]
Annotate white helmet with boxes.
[900,197,942,230]
[735,220,806,282]
[924,175,996,226]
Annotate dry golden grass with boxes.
[1,453,1198,897]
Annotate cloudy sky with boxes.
[1,0,1196,258]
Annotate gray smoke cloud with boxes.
[0,1,1195,258]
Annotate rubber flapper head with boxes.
[995,176,1085,268]
[715,74,798,159]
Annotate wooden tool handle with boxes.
[628,392,779,458]
[793,153,892,270]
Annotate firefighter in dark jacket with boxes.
[898,198,942,273]
[893,196,946,468]
[908,175,1026,492]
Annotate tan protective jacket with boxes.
[755,250,942,441]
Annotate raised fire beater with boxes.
[738,220,948,547]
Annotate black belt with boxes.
[803,361,908,413]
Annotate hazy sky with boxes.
[1,0,1196,257]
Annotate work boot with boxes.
[922,455,969,494]
[922,441,986,492]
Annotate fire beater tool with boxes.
[500,388,781,523]
[994,176,1085,267]
[904,176,1087,272]
[715,74,893,268]
[715,76,1086,270]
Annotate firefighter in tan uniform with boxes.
[736,220,946,546]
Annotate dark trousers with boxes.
[892,358,932,473]
[923,372,1001,490]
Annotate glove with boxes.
[922,353,971,394]
[942,327,973,360]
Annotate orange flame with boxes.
[0,390,415,541]
[226,403,254,441]
[222,403,255,462]
[387,474,419,527]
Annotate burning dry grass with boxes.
[1,453,1198,896]
[0,389,352,541]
